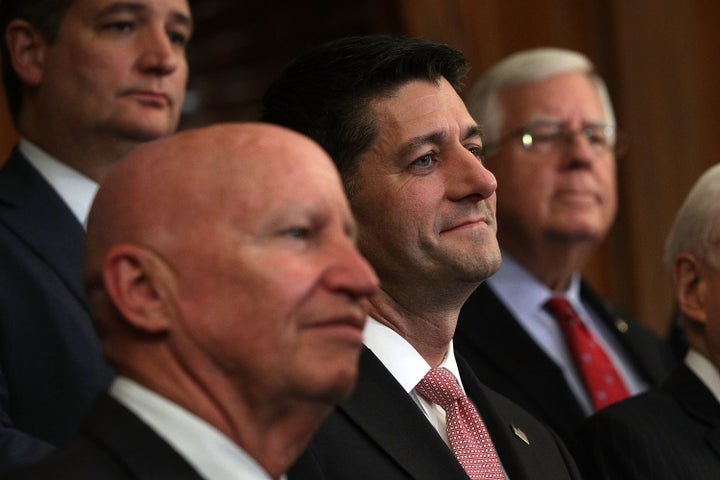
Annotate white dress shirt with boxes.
[487,252,650,415]
[111,377,284,480]
[685,349,720,404]
[364,317,468,446]
[19,138,98,228]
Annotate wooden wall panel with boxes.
[610,0,720,335]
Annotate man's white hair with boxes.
[466,47,616,142]
[664,163,720,271]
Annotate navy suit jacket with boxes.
[576,364,720,480]
[289,347,582,480]
[2,394,203,480]
[0,149,114,473]
[455,281,675,443]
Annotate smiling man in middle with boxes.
[262,34,582,480]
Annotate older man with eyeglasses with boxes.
[454,48,675,444]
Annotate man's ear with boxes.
[101,244,174,334]
[674,253,707,326]
[4,19,49,87]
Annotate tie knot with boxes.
[544,296,578,326]
[416,367,464,408]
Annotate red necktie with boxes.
[544,296,630,410]
[416,367,505,480]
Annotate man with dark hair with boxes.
[0,0,192,472]
[262,34,581,480]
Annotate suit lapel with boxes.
[580,281,670,385]
[83,394,204,479]
[0,150,87,309]
[458,284,585,430]
[339,348,470,480]
[663,365,720,460]
[458,356,535,480]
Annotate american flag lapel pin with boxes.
[511,424,530,445]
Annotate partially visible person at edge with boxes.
[0,0,192,472]
[262,34,582,480]
[455,47,675,443]
[576,163,720,480]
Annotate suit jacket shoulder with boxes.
[290,347,581,480]
[455,281,675,442]
[3,394,203,480]
[576,364,720,480]
[0,149,113,473]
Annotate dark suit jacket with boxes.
[455,282,675,443]
[2,394,203,480]
[575,364,720,480]
[289,348,582,480]
[0,149,114,473]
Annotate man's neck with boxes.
[19,118,142,183]
[501,238,595,292]
[365,288,460,367]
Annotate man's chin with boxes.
[114,116,179,142]
[304,368,360,405]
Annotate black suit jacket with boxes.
[2,394,203,480]
[289,347,582,480]
[455,282,675,443]
[0,150,114,472]
[575,364,720,480]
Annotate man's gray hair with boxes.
[664,164,720,271]
[465,47,616,142]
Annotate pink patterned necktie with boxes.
[415,367,505,480]
[544,296,630,410]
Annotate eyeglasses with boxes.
[483,120,629,158]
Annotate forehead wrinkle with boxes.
[95,2,147,16]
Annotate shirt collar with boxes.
[19,138,98,229]
[363,316,464,392]
[488,251,583,312]
[110,377,280,480]
[685,349,720,404]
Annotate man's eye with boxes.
[467,146,482,159]
[284,227,311,239]
[532,132,561,144]
[586,132,608,146]
[168,30,189,47]
[104,21,134,33]
[412,154,434,168]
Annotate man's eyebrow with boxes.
[398,125,483,159]
[169,10,193,31]
[398,131,447,159]
[96,2,194,31]
[463,125,483,142]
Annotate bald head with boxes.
[82,121,379,477]
[85,122,340,289]
[85,119,377,411]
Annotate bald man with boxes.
[7,123,378,480]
